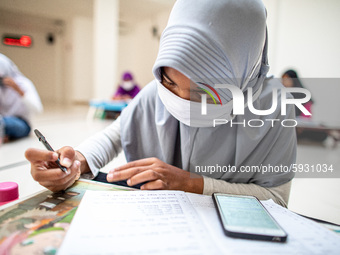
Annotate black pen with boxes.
[34,129,68,173]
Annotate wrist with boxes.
[75,151,90,174]
[185,172,204,194]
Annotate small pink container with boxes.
[0,182,19,206]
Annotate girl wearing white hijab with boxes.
[0,53,43,140]
[26,0,296,207]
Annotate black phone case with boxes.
[212,193,287,242]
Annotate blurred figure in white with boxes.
[0,53,43,142]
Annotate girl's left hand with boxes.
[3,77,24,96]
[107,157,203,194]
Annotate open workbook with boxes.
[58,190,340,255]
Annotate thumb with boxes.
[58,146,76,168]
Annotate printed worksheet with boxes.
[58,190,340,255]
[58,190,220,255]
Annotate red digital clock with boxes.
[2,35,32,48]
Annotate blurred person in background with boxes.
[281,69,313,118]
[112,71,140,100]
[282,69,328,142]
[0,53,43,142]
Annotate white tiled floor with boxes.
[0,104,126,200]
[0,104,339,224]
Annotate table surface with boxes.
[1,178,339,255]
[0,179,133,254]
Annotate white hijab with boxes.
[0,53,43,121]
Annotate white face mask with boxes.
[157,80,235,127]
[122,81,134,91]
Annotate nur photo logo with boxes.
[197,83,312,128]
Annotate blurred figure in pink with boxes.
[282,69,328,142]
[281,69,312,118]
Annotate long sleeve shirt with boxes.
[77,117,291,207]
[0,54,43,124]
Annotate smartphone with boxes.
[212,193,287,242]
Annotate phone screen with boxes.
[213,194,287,241]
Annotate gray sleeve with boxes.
[76,117,122,177]
[203,176,291,207]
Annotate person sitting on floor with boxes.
[0,53,43,142]
[281,69,313,118]
[112,71,140,100]
[282,69,328,142]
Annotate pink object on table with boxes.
[0,182,19,206]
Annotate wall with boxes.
[71,17,93,103]
[263,0,340,78]
[263,0,340,122]
[116,8,171,92]
[0,10,94,106]
[0,12,64,105]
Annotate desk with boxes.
[1,179,340,254]
[0,179,133,254]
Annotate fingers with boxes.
[127,170,163,187]
[114,157,158,171]
[2,77,15,87]
[58,146,76,168]
[25,147,76,171]
[26,146,80,192]
[25,148,58,163]
[31,166,68,183]
[107,166,150,182]
[107,158,167,188]
[37,160,80,191]
[141,179,167,190]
